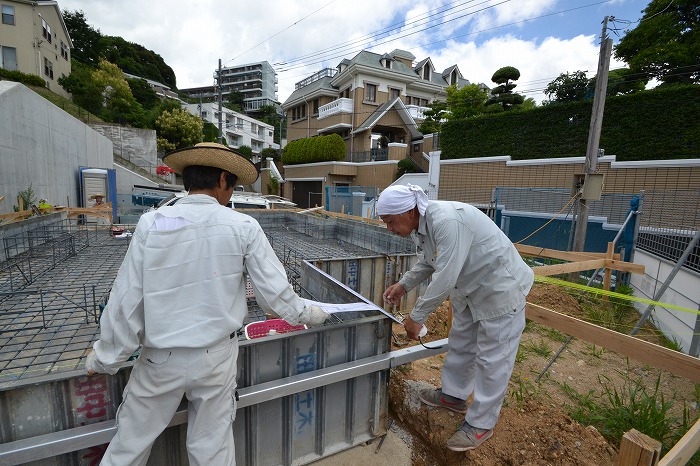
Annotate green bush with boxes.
[282,134,346,164]
[440,84,700,161]
[0,68,47,87]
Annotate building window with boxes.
[2,5,14,25]
[1,46,17,71]
[422,66,430,80]
[42,18,52,44]
[60,41,69,60]
[389,88,400,100]
[292,104,306,121]
[43,57,53,79]
[312,98,319,115]
[365,83,377,103]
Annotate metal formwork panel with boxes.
[234,316,389,466]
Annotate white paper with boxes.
[302,298,402,324]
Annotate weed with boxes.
[584,343,606,358]
[540,327,568,342]
[13,184,37,211]
[524,339,552,358]
[566,371,679,449]
[510,375,538,404]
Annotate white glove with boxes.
[306,305,330,326]
[85,349,99,376]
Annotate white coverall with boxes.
[398,201,534,429]
[88,194,318,465]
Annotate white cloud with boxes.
[57,0,639,104]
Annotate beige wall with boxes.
[282,160,398,206]
[438,157,700,204]
[0,2,71,98]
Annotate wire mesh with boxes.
[635,190,700,273]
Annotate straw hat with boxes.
[90,193,105,200]
[163,142,258,185]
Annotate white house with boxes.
[183,102,277,155]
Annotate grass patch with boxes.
[563,371,698,457]
[523,339,552,358]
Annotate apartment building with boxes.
[0,0,72,98]
[184,101,276,155]
[281,49,471,163]
[180,60,279,113]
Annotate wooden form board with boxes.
[658,418,700,466]
[526,302,700,384]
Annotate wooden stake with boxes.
[616,429,661,466]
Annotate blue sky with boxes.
[57,0,652,103]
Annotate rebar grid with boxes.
[0,229,129,382]
[0,212,410,383]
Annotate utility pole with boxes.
[572,16,613,252]
[217,59,223,144]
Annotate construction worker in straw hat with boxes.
[86,142,329,465]
[377,184,533,452]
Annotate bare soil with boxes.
[387,283,699,465]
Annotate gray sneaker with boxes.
[446,422,494,451]
[417,388,467,414]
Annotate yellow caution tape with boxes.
[534,275,699,315]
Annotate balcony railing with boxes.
[318,98,353,119]
[346,149,388,163]
[406,105,430,120]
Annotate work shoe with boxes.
[446,422,494,451]
[418,388,467,414]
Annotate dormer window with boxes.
[422,66,430,80]
[450,69,458,85]
[381,58,391,69]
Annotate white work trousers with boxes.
[441,301,525,430]
[100,338,239,466]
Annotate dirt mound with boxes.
[386,283,697,465]
[390,378,616,466]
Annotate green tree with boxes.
[601,68,647,96]
[485,66,525,111]
[58,60,103,114]
[446,83,488,119]
[237,145,254,160]
[418,100,447,134]
[126,77,159,110]
[250,105,284,144]
[62,10,102,67]
[544,70,590,104]
[261,147,280,161]
[614,0,700,85]
[100,36,177,89]
[93,59,146,126]
[396,158,420,179]
[225,90,245,112]
[155,107,203,152]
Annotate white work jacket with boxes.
[398,201,534,323]
[92,194,312,374]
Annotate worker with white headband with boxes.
[377,184,533,451]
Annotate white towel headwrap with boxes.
[376,184,428,216]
